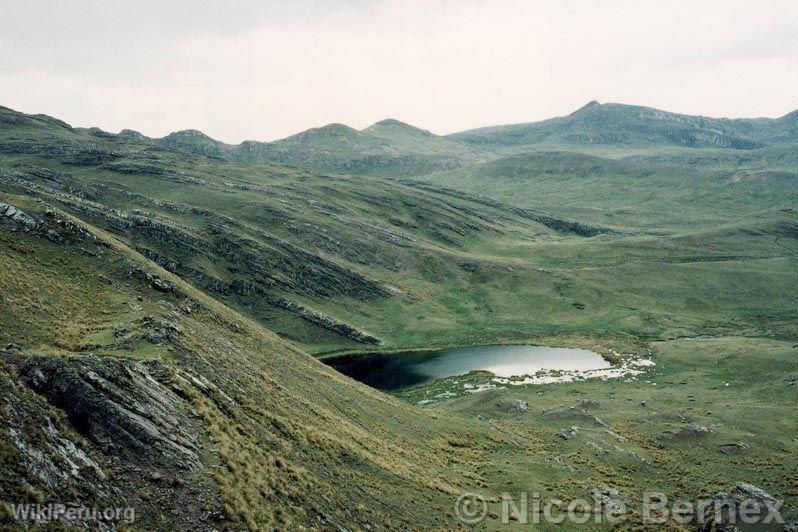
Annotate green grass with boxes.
[1,102,797,529]
[0,197,486,529]
[418,149,798,231]
[399,336,798,529]
[447,100,797,151]
[3,120,797,357]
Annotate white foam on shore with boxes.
[463,383,498,393]
[413,356,656,406]
[491,357,655,386]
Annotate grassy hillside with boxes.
[418,148,798,232]
[75,102,798,181]
[0,192,500,529]
[108,116,490,178]
[2,194,795,530]
[0,105,559,353]
[250,118,490,176]
[1,103,797,529]
[3,105,797,358]
[449,100,798,151]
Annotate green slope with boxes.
[1,103,797,529]
[0,193,501,529]
[71,101,798,180]
[255,118,490,176]
[104,116,490,178]
[2,104,797,355]
[449,100,798,151]
[419,148,798,230]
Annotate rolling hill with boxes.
[108,117,489,178]
[0,192,487,530]
[418,147,798,230]
[1,103,797,529]
[73,102,798,181]
[448,100,798,151]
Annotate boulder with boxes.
[512,399,528,412]
[542,406,607,427]
[0,202,38,230]
[588,485,627,517]
[556,426,579,440]
[699,482,788,531]
[662,424,714,441]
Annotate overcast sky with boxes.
[1,0,797,143]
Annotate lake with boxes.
[325,345,612,391]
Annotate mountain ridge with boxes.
[6,101,798,178]
[448,100,798,151]
[127,101,798,174]
[10,101,798,147]
[2,101,797,530]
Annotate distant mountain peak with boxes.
[365,118,432,136]
[0,105,72,130]
[370,118,412,127]
[155,128,230,156]
[118,129,149,141]
[287,123,360,141]
[163,129,216,141]
[572,100,602,113]
[448,100,796,150]
[320,122,356,130]
[77,126,117,139]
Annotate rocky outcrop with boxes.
[128,266,178,295]
[0,201,100,248]
[512,399,528,412]
[403,181,615,236]
[14,355,201,471]
[661,424,714,441]
[698,482,791,531]
[265,294,382,345]
[0,359,108,492]
[0,350,223,531]
[0,202,38,230]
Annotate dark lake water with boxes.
[325,345,611,391]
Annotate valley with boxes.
[1,101,796,530]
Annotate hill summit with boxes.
[448,101,798,150]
